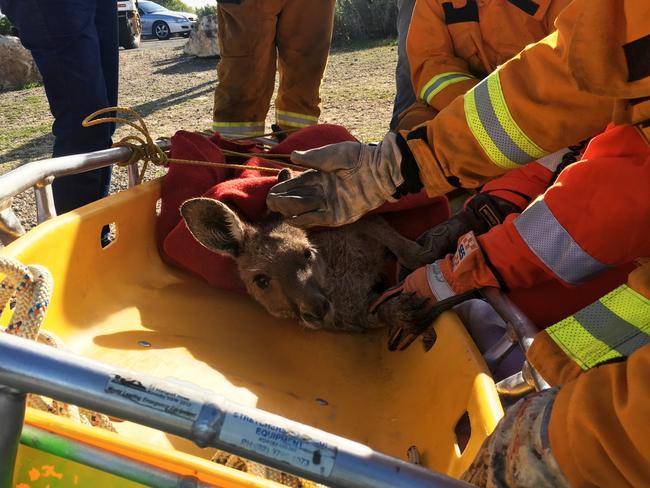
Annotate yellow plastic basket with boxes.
[2,180,503,487]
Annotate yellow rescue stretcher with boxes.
[0,142,543,488]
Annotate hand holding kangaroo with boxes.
[181,171,439,333]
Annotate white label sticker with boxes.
[105,374,203,421]
[219,412,337,477]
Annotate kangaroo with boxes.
[180,180,435,332]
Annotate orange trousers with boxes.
[213,0,335,137]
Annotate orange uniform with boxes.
[476,122,650,487]
[397,0,569,130]
[403,0,650,197]
[213,0,335,137]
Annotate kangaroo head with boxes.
[180,197,334,329]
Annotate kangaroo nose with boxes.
[301,299,330,324]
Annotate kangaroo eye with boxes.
[304,249,314,261]
[254,274,270,289]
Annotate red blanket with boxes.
[157,125,450,292]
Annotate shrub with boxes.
[333,0,397,44]
[196,5,217,18]
[155,0,194,13]
[0,15,15,36]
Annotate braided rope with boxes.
[82,107,307,183]
[0,256,115,431]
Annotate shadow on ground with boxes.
[152,54,218,76]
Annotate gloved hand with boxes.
[372,232,499,351]
[462,388,571,488]
[410,193,522,271]
[266,132,409,228]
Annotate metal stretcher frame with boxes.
[0,145,545,487]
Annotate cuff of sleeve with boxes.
[400,128,456,197]
[424,77,479,111]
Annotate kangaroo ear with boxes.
[180,198,250,258]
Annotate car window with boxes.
[139,1,168,14]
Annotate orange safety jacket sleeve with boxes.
[406,0,479,111]
[477,124,650,290]
[550,342,650,488]
[404,0,639,196]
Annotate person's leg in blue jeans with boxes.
[1,0,116,214]
[389,0,416,131]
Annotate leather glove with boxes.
[266,132,407,228]
[372,232,499,351]
[410,193,522,271]
[462,388,571,488]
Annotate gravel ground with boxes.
[0,38,398,231]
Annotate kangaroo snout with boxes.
[299,298,332,329]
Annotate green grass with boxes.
[0,123,50,148]
[330,36,397,52]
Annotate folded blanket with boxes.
[157,125,450,292]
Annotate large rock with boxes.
[183,15,220,58]
[0,35,41,91]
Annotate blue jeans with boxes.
[390,0,416,131]
[1,0,116,214]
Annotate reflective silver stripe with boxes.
[513,199,612,285]
[276,114,317,128]
[536,147,572,172]
[574,300,650,358]
[473,79,535,165]
[425,262,454,301]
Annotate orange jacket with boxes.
[403,0,650,197]
[530,262,650,488]
[407,0,569,111]
[479,123,650,487]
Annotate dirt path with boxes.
[0,39,397,229]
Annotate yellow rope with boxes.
[0,256,116,431]
[82,107,307,181]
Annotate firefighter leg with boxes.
[274,0,335,131]
[213,0,281,137]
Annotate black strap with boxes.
[624,35,650,82]
[393,132,424,198]
[506,0,539,16]
[442,0,479,24]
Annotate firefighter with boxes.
[212,0,335,138]
[397,0,570,131]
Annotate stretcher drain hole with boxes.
[315,398,329,406]
[454,411,471,455]
[138,340,152,347]
[100,222,118,249]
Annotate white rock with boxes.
[0,35,41,91]
[183,15,220,58]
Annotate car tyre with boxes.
[153,21,171,41]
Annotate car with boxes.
[137,0,196,41]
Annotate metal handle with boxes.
[481,287,550,391]
[0,332,473,488]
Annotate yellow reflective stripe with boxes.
[276,110,318,122]
[603,285,650,330]
[547,285,650,370]
[547,316,623,370]
[486,75,546,161]
[212,121,265,127]
[465,72,548,169]
[465,88,519,170]
[420,72,475,104]
[212,121,265,136]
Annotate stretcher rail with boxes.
[0,332,472,488]
[0,141,171,244]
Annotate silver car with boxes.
[138,0,196,40]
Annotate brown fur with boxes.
[180,199,436,332]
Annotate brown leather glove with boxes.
[372,232,499,350]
